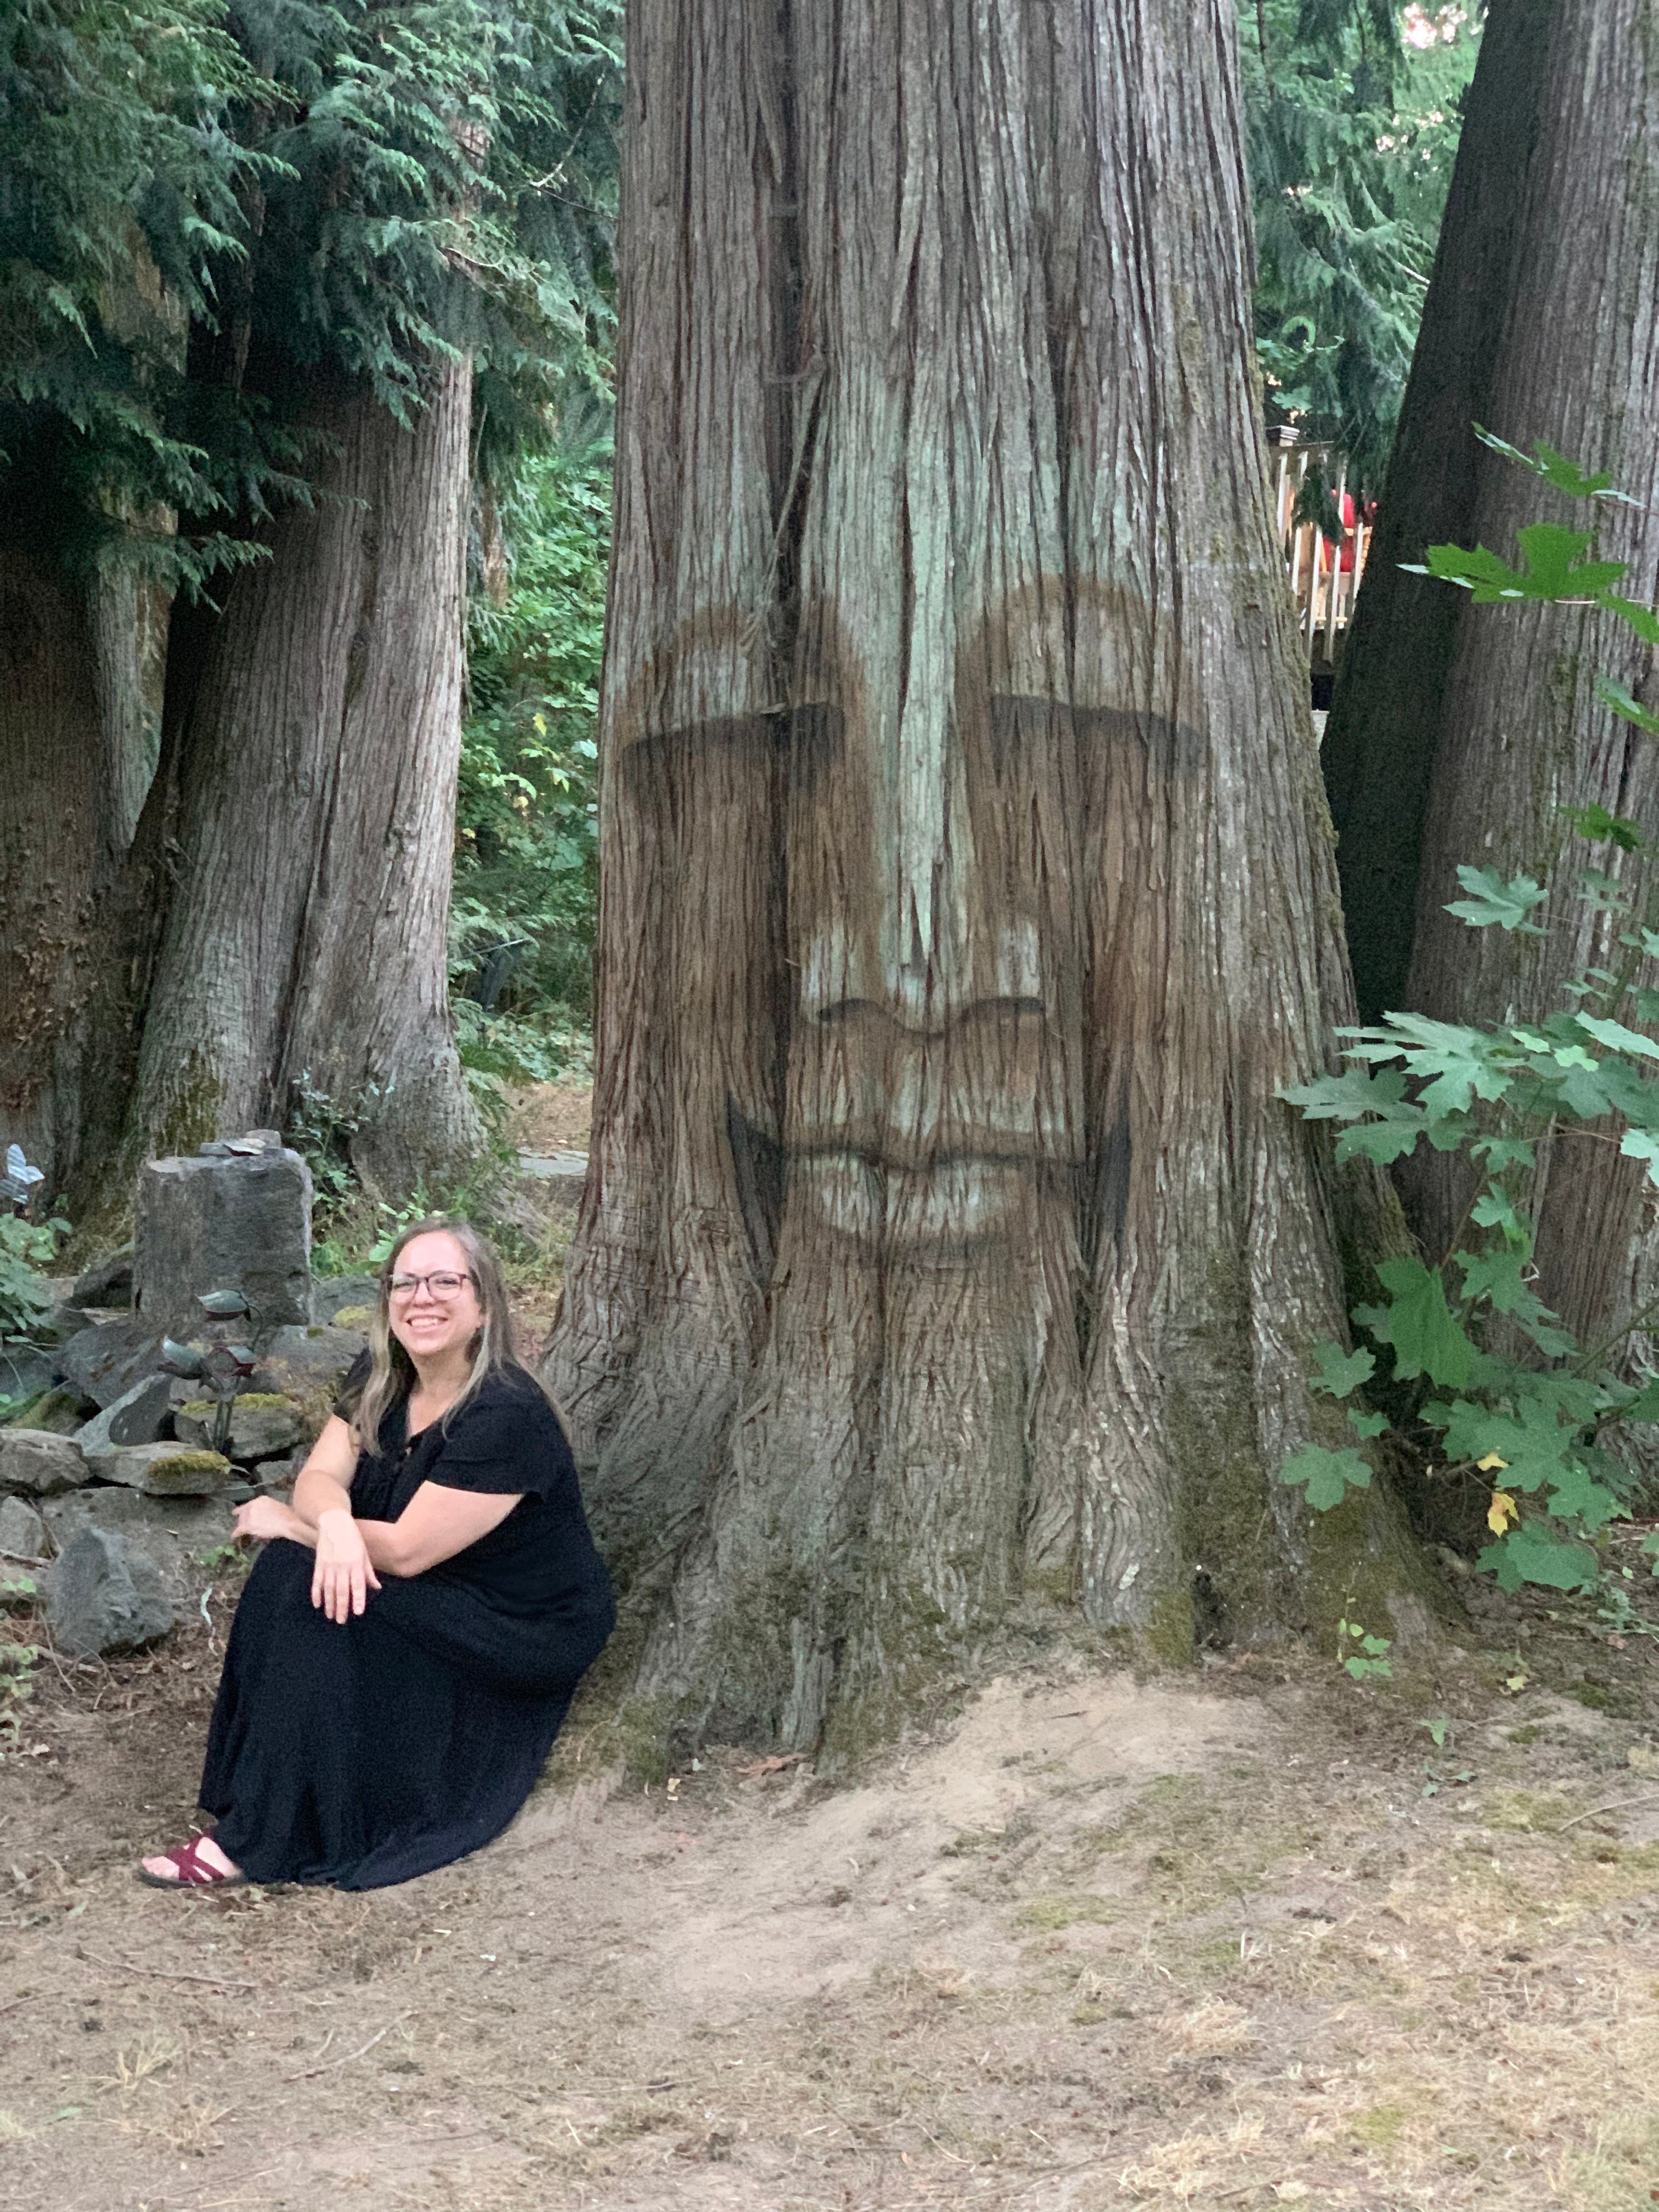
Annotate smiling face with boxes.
[385,1229,484,1368]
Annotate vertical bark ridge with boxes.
[549,0,793,1560]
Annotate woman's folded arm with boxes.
[354,1482,522,1577]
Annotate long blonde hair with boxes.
[347,1216,552,1457]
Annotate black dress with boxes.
[198,1361,614,1889]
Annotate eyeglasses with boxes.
[386,1270,476,1301]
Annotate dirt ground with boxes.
[506,1085,593,1158]
[7,1558,1659,2212]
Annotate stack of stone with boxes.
[0,1131,371,1657]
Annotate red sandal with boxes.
[136,1833,250,1890]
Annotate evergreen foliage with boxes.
[1241,0,1481,487]
[0,0,272,576]
[0,0,621,580]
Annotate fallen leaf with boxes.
[1477,1452,1509,1473]
[1487,1489,1519,1533]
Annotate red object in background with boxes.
[1324,490,1358,573]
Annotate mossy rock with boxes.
[3,1389,87,1436]
[103,1442,233,1497]
[173,1392,307,1463]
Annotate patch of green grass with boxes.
[1352,2102,1407,2147]
[1016,1892,1118,1932]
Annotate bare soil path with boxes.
[5,1578,1659,2212]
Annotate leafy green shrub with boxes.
[0,1214,70,1346]
[0,1640,39,1745]
[1281,432,1659,1597]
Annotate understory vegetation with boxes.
[451,426,611,1086]
[1283,435,1659,1617]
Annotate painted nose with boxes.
[882,551,980,1025]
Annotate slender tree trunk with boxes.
[1327,0,1659,1350]
[549,0,1436,1758]
[1321,0,1558,1027]
[71,359,479,1215]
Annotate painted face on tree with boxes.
[780,596,1085,1252]
[619,580,1186,1264]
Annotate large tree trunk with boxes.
[0,546,163,1195]
[72,359,479,1215]
[1324,0,1659,1350]
[549,0,1435,1757]
[0,554,104,1189]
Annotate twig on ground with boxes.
[1559,1792,1659,1829]
[283,2010,410,2082]
[78,1946,256,1993]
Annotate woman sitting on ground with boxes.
[139,1217,614,1891]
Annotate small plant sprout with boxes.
[1336,1613,1393,1682]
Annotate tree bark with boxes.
[1321,0,1558,1028]
[548,0,1435,1757]
[87,561,166,865]
[71,359,479,1214]
[1326,0,1659,1351]
[0,554,104,1191]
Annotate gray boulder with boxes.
[37,1302,92,1346]
[249,1325,365,1433]
[72,1245,134,1309]
[173,1392,306,1463]
[53,1316,164,1410]
[43,1487,234,1603]
[73,1374,176,1468]
[0,1495,48,1560]
[314,1275,380,1325]
[45,1528,173,1657]
[0,1430,88,1497]
[101,1441,233,1497]
[0,1344,57,1405]
[134,1137,313,1334]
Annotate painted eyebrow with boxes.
[616,698,1201,794]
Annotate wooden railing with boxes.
[1268,433,1373,668]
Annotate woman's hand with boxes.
[232,1494,304,1545]
[311,1507,381,1624]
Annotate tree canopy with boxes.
[1241,0,1481,489]
[0,0,621,586]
